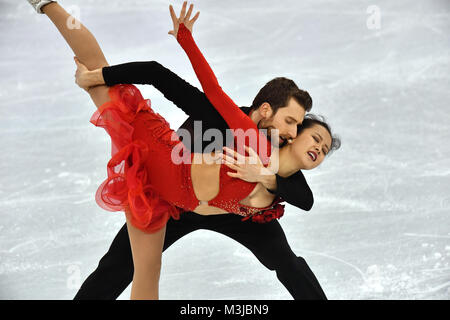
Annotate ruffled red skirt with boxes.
[90,84,187,233]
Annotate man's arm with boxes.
[265,171,314,211]
[102,61,227,127]
[78,59,229,127]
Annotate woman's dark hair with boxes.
[298,114,341,155]
[250,77,312,114]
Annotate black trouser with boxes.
[74,212,327,300]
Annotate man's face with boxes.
[257,97,306,147]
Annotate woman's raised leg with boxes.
[41,2,109,108]
[40,2,166,299]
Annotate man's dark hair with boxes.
[250,77,313,114]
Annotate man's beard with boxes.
[257,120,288,148]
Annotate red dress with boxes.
[90,24,284,233]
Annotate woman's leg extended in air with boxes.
[41,2,109,108]
[41,3,167,300]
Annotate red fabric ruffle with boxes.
[90,84,183,233]
[241,198,285,223]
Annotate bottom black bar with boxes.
[0,300,447,319]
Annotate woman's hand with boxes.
[222,146,275,183]
[74,57,104,92]
[168,1,200,39]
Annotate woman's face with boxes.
[290,124,332,170]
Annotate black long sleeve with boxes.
[102,61,228,129]
[269,172,314,211]
[101,60,314,212]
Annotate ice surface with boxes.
[0,0,449,300]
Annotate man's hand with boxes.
[168,1,200,38]
[74,57,104,92]
[222,146,275,183]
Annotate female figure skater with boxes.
[27,1,340,299]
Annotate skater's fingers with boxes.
[223,161,240,172]
[180,1,187,21]
[244,145,260,159]
[223,147,245,164]
[227,171,242,179]
[185,3,193,21]
[190,11,200,25]
[222,154,240,167]
[169,5,178,26]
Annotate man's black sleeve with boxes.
[102,61,227,129]
[268,171,314,211]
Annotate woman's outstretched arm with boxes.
[175,24,253,130]
[41,2,109,109]
[169,3,271,163]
